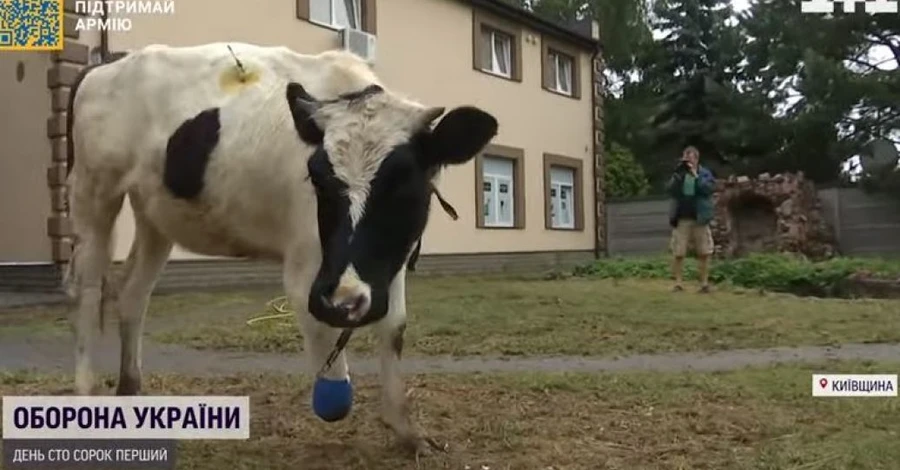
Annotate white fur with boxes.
[65,42,434,449]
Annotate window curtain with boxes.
[340,0,360,28]
[558,57,572,93]
[493,33,511,75]
[331,0,362,29]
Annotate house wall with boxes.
[0,53,53,263]
[99,0,596,261]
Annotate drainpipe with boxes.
[99,4,110,62]
[590,46,600,260]
[589,24,603,260]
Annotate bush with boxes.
[573,253,900,297]
[605,142,651,199]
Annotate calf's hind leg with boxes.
[67,176,124,395]
[115,199,172,395]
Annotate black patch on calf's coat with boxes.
[406,239,422,271]
[308,149,354,293]
[286,83,324,145]
[425,106,499,165]
[163,108,222,199]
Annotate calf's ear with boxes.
[286,82,325,146]
[423,106,498,166]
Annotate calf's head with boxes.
[287,82,498,328]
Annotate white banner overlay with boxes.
[2,396,250,440]
[812,374,898,397]
[801,0,899,14]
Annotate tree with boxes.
[638,0,750,187]
[738,0,900,184]
[605,142,651,198]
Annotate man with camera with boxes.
[665,145,716,293]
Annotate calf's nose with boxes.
[337,293,367,314]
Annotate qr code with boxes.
[0,0,63,50]
[801,0,899,13]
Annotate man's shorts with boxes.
[670,218,714,257]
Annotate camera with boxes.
[675,160,690,173]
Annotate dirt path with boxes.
[2,332,899,377]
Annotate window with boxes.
[543,154,584,231]
[475,144,525,229]
[541,37,581,99]
[481,27,513,78]
[548,50,573,95]
[482,157,515,227]
[297,0,376,34]
[472,10,522,82]
[310,0,360,29]
[549,166,575,228]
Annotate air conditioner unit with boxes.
[340,27,377,64]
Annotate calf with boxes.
[63,42,498,454]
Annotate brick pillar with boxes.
[45,0,91,263]
[591,53,607,257]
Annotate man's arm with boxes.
[694,168,716,196]
[665,173,683,197]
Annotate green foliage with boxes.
[737,0,900,184]
[644,0,746,167]
[573,253,900,296]
[517,0,899,193]
[605,142,651,198]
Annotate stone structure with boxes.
[591,51,607,258]
[710,172,837,259]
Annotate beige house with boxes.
[0,0,606,291]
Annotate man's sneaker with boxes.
[672,284,684,292]
[699,284,711,294]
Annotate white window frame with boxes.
[549,166,575,229]
[481,156,515,228]
[481,27,513,79]
[310,0,361,30]
[549,50,573,96]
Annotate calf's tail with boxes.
[66,51,129,177]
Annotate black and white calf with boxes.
[63,42,498,453]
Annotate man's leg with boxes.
[695,223,714,292]
[670,219,688,291]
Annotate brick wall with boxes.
[0,250,595,293]
[591,52,607,257]
[46,0,92,263]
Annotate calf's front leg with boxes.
[284,257,354,422]
[376,272,446,455]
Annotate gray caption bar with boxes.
[2,439,176,470]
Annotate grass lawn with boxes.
[3,276,899,357]
[1,360,898,469]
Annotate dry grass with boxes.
[3,276,899,357]
[1,360,898,470]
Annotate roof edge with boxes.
[464,0,600,50]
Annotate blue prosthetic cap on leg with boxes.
[312,377,353,422]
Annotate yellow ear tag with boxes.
[220,65,260,93]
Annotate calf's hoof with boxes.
[115,375,142,396]
[312,377,353,422]
[404,434,449,457]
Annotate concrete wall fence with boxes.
[3,187,896,294]
[607,187,900,258]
